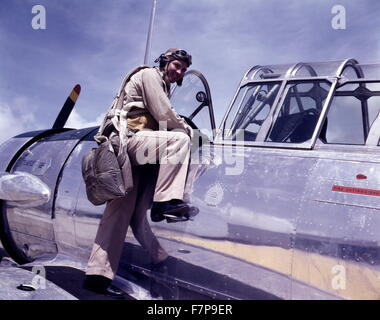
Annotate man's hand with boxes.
[185,124,194,139]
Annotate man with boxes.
[83,48,196,297]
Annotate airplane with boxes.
[0,58,380,300]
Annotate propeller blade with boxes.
[52,84,81,129]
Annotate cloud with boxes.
[65,109,104,129]
[0,99,103,146]
[2,0,380,134]
[0,98,38,144]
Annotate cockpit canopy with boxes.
[220,59,380,148]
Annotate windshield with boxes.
[219,59,380,147]
[266,81,330,143]
[224,82,281,141]
[323,81,380,145]
[170,72,214,140]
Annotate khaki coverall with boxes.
[86,67,194,280]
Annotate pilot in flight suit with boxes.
[83,49,196,297]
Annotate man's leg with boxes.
[85,169,140,280]
[128,130,191,202]
[130,165,169,264]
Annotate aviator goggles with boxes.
[171,49,192,65]
[155,49,192,66]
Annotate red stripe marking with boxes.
[332,185,380,197]
[73,84,81,95]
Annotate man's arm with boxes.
[141,68,193,137]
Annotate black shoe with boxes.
[83,275,125,298]
[150,207,166,222]
[103,285,125,298]
[165,204,200,223]
[150,200,190,222]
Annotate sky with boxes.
[1,0,380,144]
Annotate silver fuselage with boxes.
[1,59,380,299]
